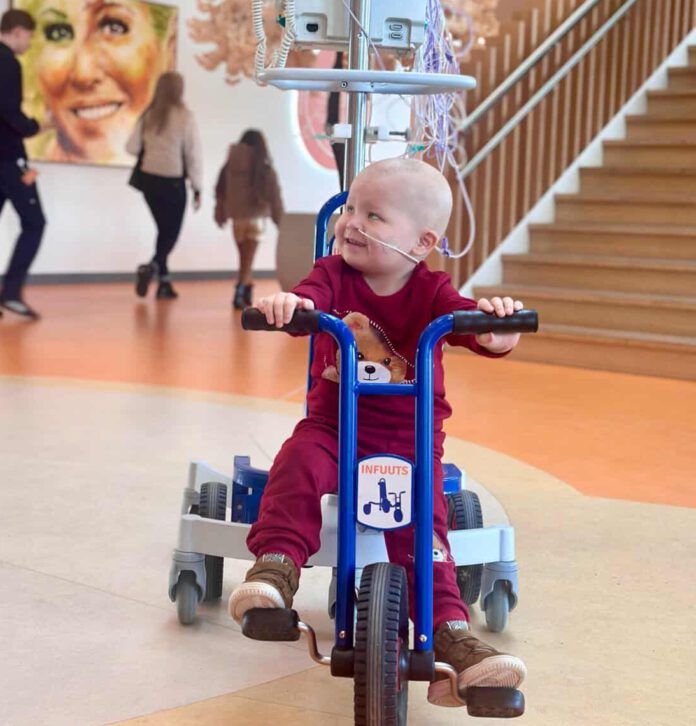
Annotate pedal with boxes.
[465,687,525,718]
[240,608,301,642]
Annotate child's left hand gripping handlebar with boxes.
[451,309,538,335]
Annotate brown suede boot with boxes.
[427,621,527,707]
[228,553,300,623]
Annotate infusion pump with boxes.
[290,0,427,52]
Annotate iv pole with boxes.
[343,0,370,188]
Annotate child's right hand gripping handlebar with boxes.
[242,308,322,333]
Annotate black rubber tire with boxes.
[354,563,409,726]
[447,490,484,605]
[199,482,227,601]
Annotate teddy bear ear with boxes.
[344,312,370,331]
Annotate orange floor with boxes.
[2,279,695,508]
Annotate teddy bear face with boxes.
[321,311,410,385]
[356,343,408,383]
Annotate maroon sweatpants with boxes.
[247,417,469,628]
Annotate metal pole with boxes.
[343,0,371,188]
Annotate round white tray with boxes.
[257,68,476,94]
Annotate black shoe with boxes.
[0,299,40,319]
[136,263,156,298]
[156,281,178,299]
[233,283,252,310]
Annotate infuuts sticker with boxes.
[357,455,413,531]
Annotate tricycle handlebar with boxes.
[242,308,322,333]
[242,308,538,337]
[452,309,538,335]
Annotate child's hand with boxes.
[257,292,315,328]
[475,296,524,353]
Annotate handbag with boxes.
[128,146,145,191]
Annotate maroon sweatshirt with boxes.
[293,256,504,455]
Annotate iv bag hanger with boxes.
[259,0,476,190]
[257,68,476,95]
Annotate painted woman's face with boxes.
[33,0,172,162]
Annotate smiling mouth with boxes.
[345,237,367,248]
[71,102,123,121]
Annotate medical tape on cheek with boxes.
[357,229,420,265]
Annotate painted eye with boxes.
[44,23,74,42]
[99,17,129,36]
[382,358,391,366]
[357,352,364,361]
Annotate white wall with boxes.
[1,1,410,275]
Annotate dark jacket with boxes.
[0,41,39,161]
[214,143,283,226]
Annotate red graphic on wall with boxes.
[296,51,345,171]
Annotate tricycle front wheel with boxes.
[354,563,409,725]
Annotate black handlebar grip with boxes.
[452,309,539,335]
[241,308,322,333]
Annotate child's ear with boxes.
[413,229,439,257]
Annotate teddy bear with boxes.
[322,312,410,384]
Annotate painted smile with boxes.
[71,102,123,121]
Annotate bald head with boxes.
[358,158,453,237]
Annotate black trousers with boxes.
[0,160,46,301]
[141,172,186,278]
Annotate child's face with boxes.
[335,173,424,278]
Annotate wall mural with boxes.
[15,0,178,167]
[188,1,499,172]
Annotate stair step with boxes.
[579,166,696,199]
[625,115,696,141]
[502,253,696,296]
[667,66,696,90]
[646,89,696,118]
[514,325,696,381]
[603,139,696,167]
[555,194,696,226]
[474,285,696,337]
[529,222,696,260]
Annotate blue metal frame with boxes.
[305,192,349,400]
[319,310,458,652]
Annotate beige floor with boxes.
[1,281,695,726]
[0,377,694,726]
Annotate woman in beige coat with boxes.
[215,129,283,309]
[127,72,202,300]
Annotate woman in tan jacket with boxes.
[127,72,202,300]
[215,129,283,309]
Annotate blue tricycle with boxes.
[238,303,538,723]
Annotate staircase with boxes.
[475,52,696,381]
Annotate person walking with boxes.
[127,71,202,300]
[0,9,47,319]
[214,129,283,309]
